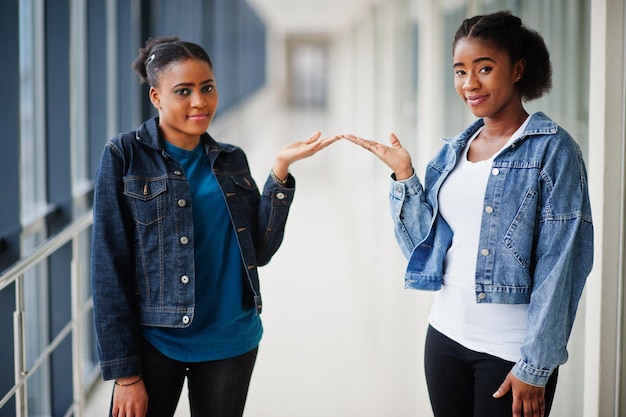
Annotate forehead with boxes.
[453,37,511,64]
[158,58,214,84]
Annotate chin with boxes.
[188,122,211,133]
[466,106,490,118]
[466,108,485,118]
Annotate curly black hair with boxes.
[453,11,552,101]
[131,36,213,87]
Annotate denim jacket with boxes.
[91,117,294,380]
[390,112,593,386]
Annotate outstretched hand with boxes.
[343,133,414,180]
[493,371,546,417]
[272,131,341,180]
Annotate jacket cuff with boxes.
[511,359,553,387]
[390,172,421,200]
[100,356,143,381]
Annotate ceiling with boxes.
[245,0,378,35]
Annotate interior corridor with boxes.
[4,1,624,416]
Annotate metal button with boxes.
[181,275,190,284]
[481,248,490,256]
[182,315,190,324]
[180,236,189,245]
[478,293,487,300]
[491,168,500,176]
[485,206,494,214]
[177,199,187,207]
[276,192,285,200]
[174,170,182,176]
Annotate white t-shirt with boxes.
[429,118,530,362]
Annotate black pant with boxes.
[424,325,558,417]
[111,338,258,417]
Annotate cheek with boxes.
[454,79,464,97]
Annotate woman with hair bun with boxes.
[91,36,339,417]
[346,11,593,417]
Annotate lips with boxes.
[466,95,488,106]
[187,113,210,122]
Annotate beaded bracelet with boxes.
[270,169,288,186]
[114,376,143,387]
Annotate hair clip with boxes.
[146,53,155,65]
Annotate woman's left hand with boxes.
[493,371,546,417]
[272,131,341,180]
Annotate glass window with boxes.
[22,232,51,416]
[19,0,47,226]
[18,1,51,414]
[288,41,329,107]
[71,0,89,195]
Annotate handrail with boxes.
[0,211,93,290]
[0,210,96,416]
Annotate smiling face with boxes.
[453,37,525,120]
[149,58,218,150]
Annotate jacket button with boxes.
[182,315,190,324]
[485,206,494,214]
[276,192,285,200]
[180,236,189,245]
[491,168,500,176]
[478,293,487,300]
[181,275,190,284]
[178,199,187,207]
[174,170,182,176]
[481,248,490,256]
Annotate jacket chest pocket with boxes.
[124,178,168,225]
[228,173,260,211]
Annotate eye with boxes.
[455,69,466,76]
[479,66,493,73]
[202,84,214,93]
[174,88,191,96]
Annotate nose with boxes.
[464,72,479,90]
[191,92,207,107]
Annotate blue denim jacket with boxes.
[390,112,593,386]
[91,117,294,380]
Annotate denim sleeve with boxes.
[388,173,434,260]
[512,140,594,387]
[254,173,296,266]
[91,141,143,381]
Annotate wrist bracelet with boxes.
[270,169,288,186]
[114,376,142,387]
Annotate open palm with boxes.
[343,133,414,180]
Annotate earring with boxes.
[515,75,521,82]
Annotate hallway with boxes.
[3,0,624,415]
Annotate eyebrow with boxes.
[172,79,214,88]
[453,56,496,67]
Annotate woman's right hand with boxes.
[112,376,148,417]
[343,133,414,180]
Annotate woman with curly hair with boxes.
[346,11,593,417]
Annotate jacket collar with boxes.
[443,111,558,149]
[135,116,222,152]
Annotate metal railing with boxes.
[0,210,98,417]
